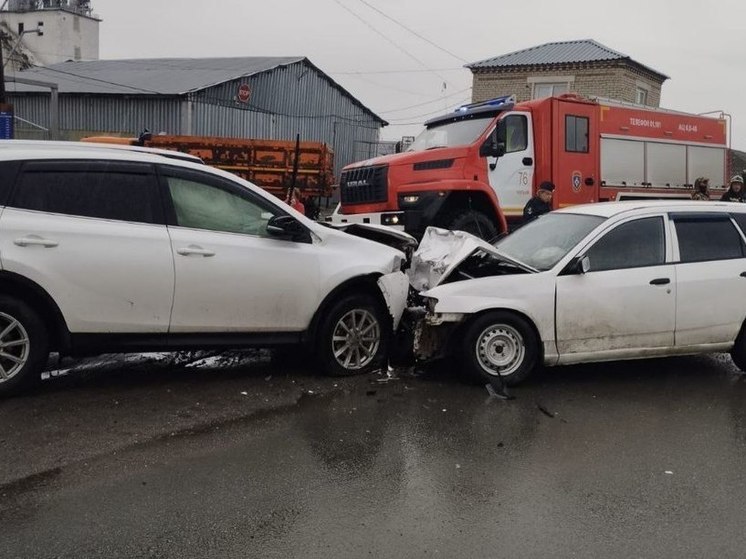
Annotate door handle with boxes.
[176,245,215,257]
[649,278,670,285]
[522,157,533,166]
[585,177,595,186]
[14,235,59,248]
[740,272,746,278]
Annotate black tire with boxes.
[445,210,498,241]
[459,311,539,386]
[731,326,746,372]
[0,296,49,397]
[317,293,390,377]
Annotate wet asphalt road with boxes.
[3,351,746,558]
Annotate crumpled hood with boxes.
[407,227,536,291]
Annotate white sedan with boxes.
[414,201,746,385]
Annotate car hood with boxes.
[321,222,417,254]
[407,227,537,291]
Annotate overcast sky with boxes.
[93,0,746,150]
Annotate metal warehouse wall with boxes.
[190,60,383,178]
[8,60,383,180]
[8,94,183,140]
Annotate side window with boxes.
[674,217,744,263]
[499,114,527,153]
[586,217,665,272]
[565,115,589,153]
[165,174,282,237]
[10,161,160,224]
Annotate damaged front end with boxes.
[400,227,537,362]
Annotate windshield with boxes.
[495,213,606,271]
[407,116,493,152]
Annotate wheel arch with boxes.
[434,190,507,234]
[304,274,389,346]
[0,272,70,352]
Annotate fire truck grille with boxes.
[339,165,388,205]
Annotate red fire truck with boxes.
[330,94,729,239]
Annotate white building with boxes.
[1,0,100,70]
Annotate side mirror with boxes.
[579,256,590,274]
[479,138,505,159]
[267,215,310,242]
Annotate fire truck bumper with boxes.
[328,204,407,231]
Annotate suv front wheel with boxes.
[317,293,390,376]
[0,296,49,397]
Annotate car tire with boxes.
[317,293,390,377]
[731,326,746,372]
[460,311,539,386]
[445,210,498,241]
[0,296,49,397]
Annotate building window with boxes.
[533,82,570,99]
[18,22,24,34]
[74,46,81,60]
[565,115,589,153]
[636,87,649,105]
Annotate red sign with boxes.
[237,84,251,104]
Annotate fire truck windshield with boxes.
[407,116,494,152]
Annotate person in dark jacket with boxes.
[691,177,711,200]
[721,175,744,202]
[523,181,555,222]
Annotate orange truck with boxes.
[330,94,730,239]
[82,133,335,201]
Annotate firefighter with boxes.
[691,177,711,200]
[721,176,745,202]
[523,181,555,222]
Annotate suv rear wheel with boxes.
[0,296,49,396]
[317,293,390,376]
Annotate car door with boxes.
[671,212,746,346]
[159,166,322,333]
[555,215,676,359]
[486,112,534,219]
[0,159,174,333]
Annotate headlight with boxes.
[382,213,403,226]
[402,195,419,204]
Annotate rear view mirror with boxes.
[580,256,590,273]
[479,136,505,159]
[267,215,310,243]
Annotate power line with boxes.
[386,97,471,123]
[24,62,162,94]
[330,0,452,88]
[356,0,468,63]
[379,87,471,114]
[331,68,465,75]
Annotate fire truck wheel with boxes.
[460,311,539,386]
[317,293,390,377]
[445,210,498,241]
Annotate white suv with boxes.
[0,142,411,396]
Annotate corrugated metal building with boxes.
[5,56,387,176]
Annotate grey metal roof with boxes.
[467,39,668,80]
[8,56,387,124]
[9,57,306,95]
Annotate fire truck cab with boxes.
[330,94,728,239]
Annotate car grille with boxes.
[340,165,388,205]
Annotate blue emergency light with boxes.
[455,95,516,113]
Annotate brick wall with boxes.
[471,62,663,107]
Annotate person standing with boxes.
[691,177,711,200]
[523,181,555,222]
[285,187,305,214]
[721,176,745,202]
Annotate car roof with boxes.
[0,140,204,165]
[555,200,746,218]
